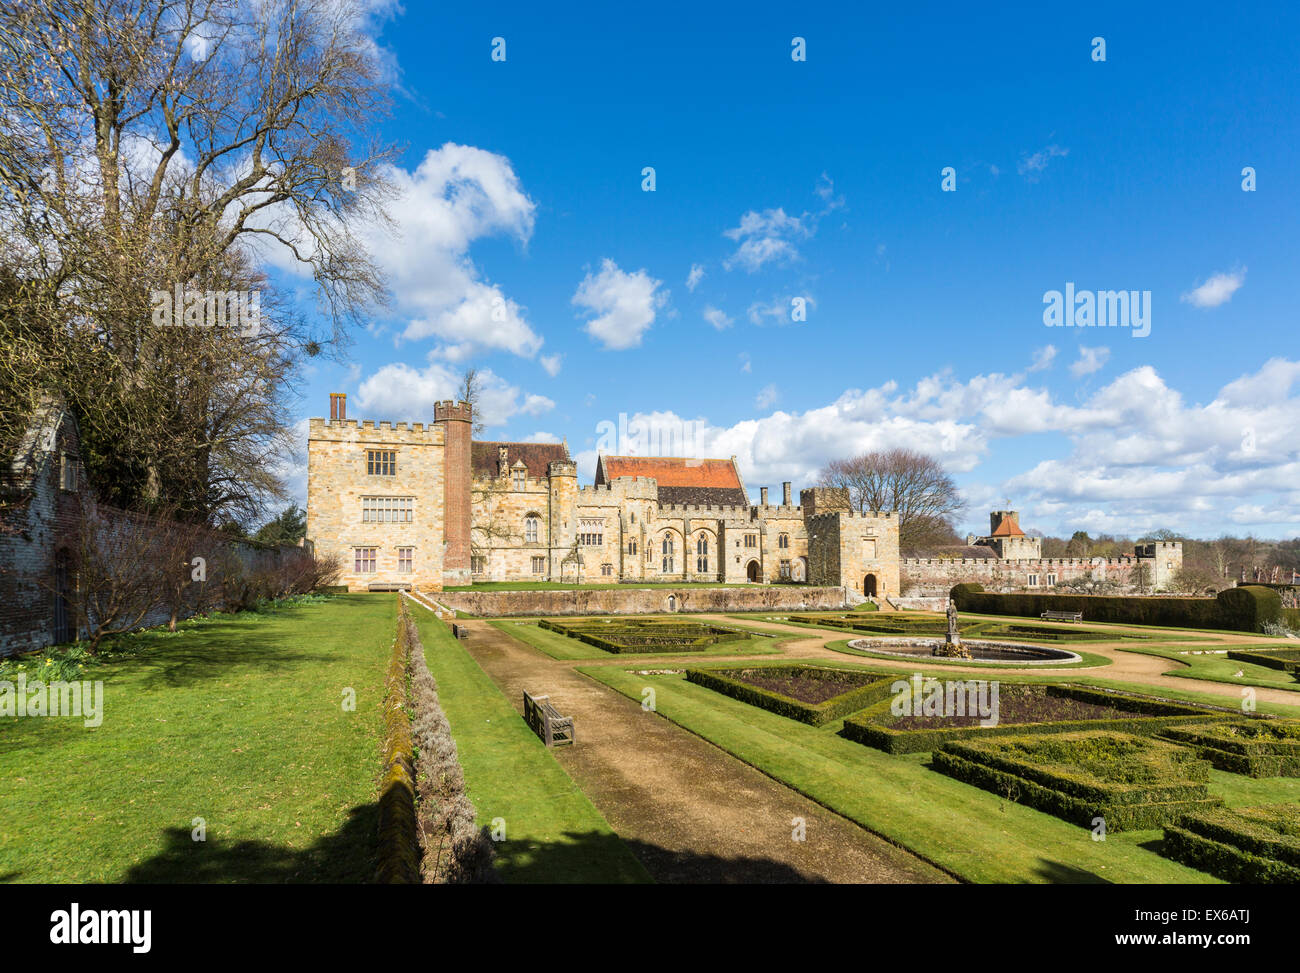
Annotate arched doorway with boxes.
[746,560,761,582]
[863,573,877,598]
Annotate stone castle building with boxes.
[306,395,901,597]
[900,510,1183,598]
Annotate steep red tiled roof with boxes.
[988,514,1026,537]
[596,455,742,490]
[471,441,570,480]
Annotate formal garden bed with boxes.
[1226,647,1300,674]
[932,731,1222,831]
[1159,720,1300,777]
[843,684,1227,754]
[1163,804,1300,883]
[538,618,748,654]
[685,664,896,726]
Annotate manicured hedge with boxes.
[842,684,1227,755]
[686,664,896,726]
[1225,647,1300,673]
[538,618,748,653]
[950,583,1281,632]
[1159,721,1300,777]
[932,731,1221,832]
[375,596,420,884]
[1163,805,1300,883]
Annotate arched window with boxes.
[696,534,709,573]
[779,533,790,549]
[661,534,675,573]
[524,515,540,543]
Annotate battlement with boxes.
[751,504,803,518]
[656,502,752,517]
[579,477,658,496]
[548,460,578,476]
[308,416,441,443]
[806,509,896,522]
[433,399,473,423]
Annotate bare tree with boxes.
[818,448,965,552]
[0,0,398,523]
[460,367,484,437]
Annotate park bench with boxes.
[1041,610,1083,623]
[368,582,411,592]
[523,691,575,747]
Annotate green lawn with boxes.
[491,618,788,661]
[1102,642,1300,694]
[411,608,650,883]
[580,663,1300,883]
[0,594,393,883]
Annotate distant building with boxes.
[305,394,901,598]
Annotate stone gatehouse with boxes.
[306,395,901,596]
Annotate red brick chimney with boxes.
[329,392,346,421]
[434,399,473,585]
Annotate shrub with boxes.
[933,731,1221,831]
[540,618,748,653]
[1163,805,1300,883]
[375,598,419,884]
[686,664,896,726]
[950,583,1281,632]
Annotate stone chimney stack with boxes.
[760,486,769,506]
[498,445,509,478]
[782,481,792,505]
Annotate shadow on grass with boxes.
[122,803,379,883]
[495,828,839,884]
[1031,859,1112,884]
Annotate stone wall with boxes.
[900,543,1184,596]
[438,584,851,617]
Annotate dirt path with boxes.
[459,620,951,884]
[700,614,1300,709]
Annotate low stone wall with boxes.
[438,585,850,617]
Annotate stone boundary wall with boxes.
[438,585,850,617]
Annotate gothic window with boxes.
[744,534,757,548]
[696,535,709,573]
[524,515,540,543]
[778,533,790,549]
[627,539,638,556]
[661,535,675,573]
[601,563,614,577]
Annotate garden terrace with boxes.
[538,618,748,654]
[1159,721,1300,777]
[1163,804,1300,883]
[780,612,1147,643]
[843,684,1228,754]
[686,664,897,726]
[932,731,1222,831]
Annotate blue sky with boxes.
[272,1,1299,540]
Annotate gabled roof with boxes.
[595,455,749,507]
[471,441,570,480]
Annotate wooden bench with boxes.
[368,582,412,592]
[1041,610,1083,623]
[523,691,575,747]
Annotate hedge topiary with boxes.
[1162,804,1300,883]
[949,583,1281,632]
